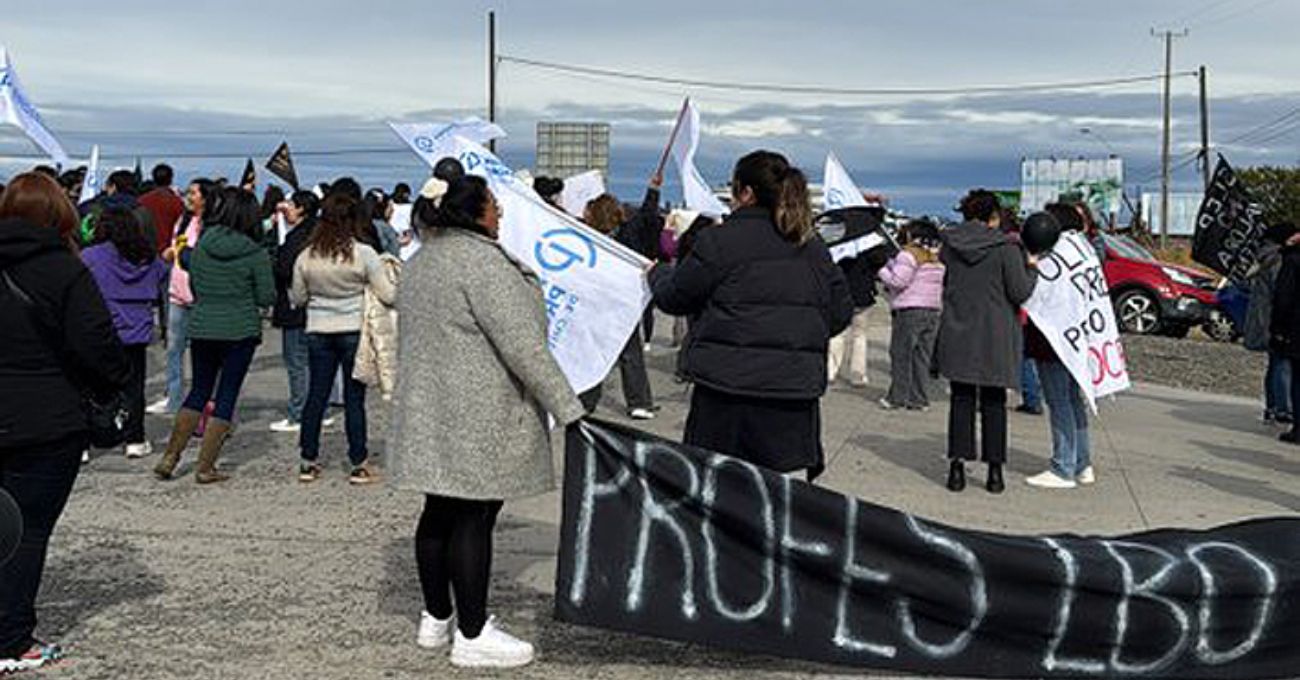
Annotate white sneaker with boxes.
[417,610,454,649]
[628,407,656,421]
[322,416,337,428]
[81,450,90,464]
[269,419,301,433]
[450,617,535,668]
[1078,466,1096,485]
[878,397,899,411]
[124,442,153,459]
[145,398,172,415]
[1026,470,1077,489]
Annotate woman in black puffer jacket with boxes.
[0,172,129,674]
[651,150,853,480]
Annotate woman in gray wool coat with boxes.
[935,189,1038,495]
[388,173,584,669]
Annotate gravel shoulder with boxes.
[1122,333,1267,401]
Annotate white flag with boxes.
[78,145,100,205]
[822,152,868,211]
[670,100,729,218]
[388,118,507,168]
[405,134,650,394]
[558,169,606,217]
[0,47,69,165]
[1023,231,1131,411]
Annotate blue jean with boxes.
[1265,351,1292,417]
[183,338,258,422]
[1020,356,1042,410]
[281,327,309,423]
[165,303,191,412]
[299,332,367,466]
[1038,360,1091,479]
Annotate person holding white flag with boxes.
[651,150,853,480]
[822,151,869,211]
[389,175,584,668]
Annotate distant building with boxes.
[535,122,610,179]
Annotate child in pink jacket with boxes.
[878,220,945,410]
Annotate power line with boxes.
[499,55,1194,97]
[1189,0,1284,28]
[1222,105,1300,145]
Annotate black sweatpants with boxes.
[415,494,504,638]
[947,382,1007,464]
[124,343,148,445]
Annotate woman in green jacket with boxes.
[155,188,274,483]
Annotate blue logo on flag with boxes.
[534,228,597,272]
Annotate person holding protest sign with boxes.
[937,189,1038,493]
[290,193,396,485]
[651,150,853,480]
[878,218,944,410]
[389,175,584,668]
[1020,211,1096,489]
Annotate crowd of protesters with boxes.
[0,146,1295,673]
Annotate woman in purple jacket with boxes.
[878,219,945,411]
[82,207,169,458]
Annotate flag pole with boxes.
[653,97,691,180]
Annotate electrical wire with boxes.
[499,55,1194,97]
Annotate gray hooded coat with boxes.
[935,220,1038,389]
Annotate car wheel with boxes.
[1115,290,1161,335]
[1203,310,1238,343]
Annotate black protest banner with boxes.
[557,420,1300,679]
[265,142,300,190]
[1193,158,1267,284]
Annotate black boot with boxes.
[946,460,966,492]
[986,463,1005,494]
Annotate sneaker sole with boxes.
[416,635,450,650]
[450,649,534,668]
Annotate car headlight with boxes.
[1162,267,1195,287]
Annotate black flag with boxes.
[1192,157,1267,284]
[816,205,898,264]
[132,157,143,188]
[264,141,300,190]
[240,158,257,191]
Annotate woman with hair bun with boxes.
[389,174,583,668]
[650,150,854,480]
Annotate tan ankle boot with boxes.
[154,408,201,480]
[195,418,232,484]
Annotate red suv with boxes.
[1098,233,1218,337]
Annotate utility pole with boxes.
[1152,28,1187,250]
[1198,65,1210,190]
[487,11,497,153]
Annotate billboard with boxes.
[536,122,611,180]
[1020,157,1124,218]
[1141,192,1204,237]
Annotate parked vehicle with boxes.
[1207,283,1249,342]
[1098,233,1219,338]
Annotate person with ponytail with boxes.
[389,174,583,668]
[650,150,853,480]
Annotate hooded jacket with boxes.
[935,220,1037,389]
[187,225,275,341]
[81,242,169,345]
[0,218,130,448]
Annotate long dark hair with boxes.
[435,176,494,238]
[260,185,286,220]
[732,150,812,244]
[195,179,224,228]
[96,206,154,265]
[308,193,361,263]
[217,188,263,241]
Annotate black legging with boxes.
[415,494,504,638]
[947,382,1007,464]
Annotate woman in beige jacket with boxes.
[388,175,583,668]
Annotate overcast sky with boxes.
[3,0,1299,214]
